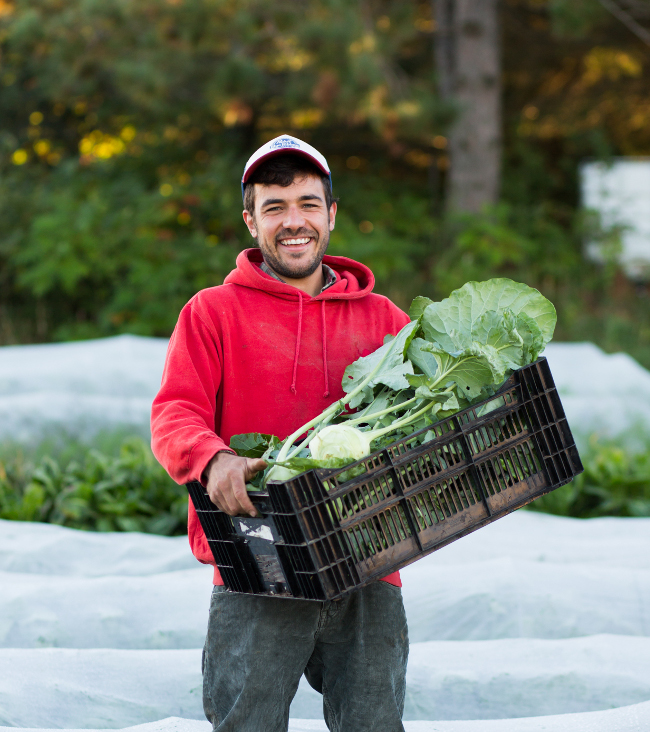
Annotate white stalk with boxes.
[276,334,404,462]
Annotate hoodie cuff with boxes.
[189,436,235,485]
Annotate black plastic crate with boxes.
[187,357,583,601]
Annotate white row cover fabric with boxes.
[0,514,649,727]
[2,699,650,731]
[1,635,649,726]
[2,514,650,650]
[1,336,650,442]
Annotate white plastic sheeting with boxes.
[2,514,650,651]
[1,335,650,442]
[2,701,650,732]
[1,636,649,726]
[0,514,649,729]
[0,336,167,442]
[581,158,650,279]
[544,341,650,441]
[0,520,196,577]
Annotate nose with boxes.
[283,204,306,230]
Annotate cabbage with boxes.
[310,425,371,462]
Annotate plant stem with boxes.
[276,400,343,462]
[366,386,455,441]
[287,411,336,460]
[343,397,418,427]
[368,399,438,440]
[276,332,406,461]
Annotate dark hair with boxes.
[243,154,337,214]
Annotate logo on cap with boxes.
[270,137,301,150]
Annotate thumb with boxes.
[245,458,267,479]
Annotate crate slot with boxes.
[345,504,412,561]
[339,473,395,518]
[407,469,480,531]
[477,439,542,496]
[393,418,455,455]
[323,452,388,492]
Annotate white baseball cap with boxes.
[241,134,331,200]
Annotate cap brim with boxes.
[242,148,330,184]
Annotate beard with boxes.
[258,225,330,280]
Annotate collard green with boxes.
[238,279,556,486]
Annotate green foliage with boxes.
[229,432,279,459]
[547,0,609,38]
[0,0,444,339]
[0,437,187,534]
[1,430,650,531]
[530,435,650,518]
[2,0,650,373]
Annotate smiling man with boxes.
[151,135,410,732]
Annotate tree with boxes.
[435,0,502,212]
[0,0,445,341]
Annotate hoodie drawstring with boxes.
[290,295,330,398]
[290,292,303,394]
[321,300,329,398]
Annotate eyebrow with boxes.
[260,193,324,208]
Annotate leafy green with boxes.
[342,319,420,408]
[406,337,440,379]
[408,296,434,320]
[0,437,187,535]
[410,280,555,402]
[229,433,279,459]
[243,278,556,489]
[420,279,556,347]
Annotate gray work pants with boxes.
[202,582,409,732]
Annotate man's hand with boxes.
[203,452,267,518]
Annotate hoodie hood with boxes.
[224,248,375,301]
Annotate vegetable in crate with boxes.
[233,278,556,486]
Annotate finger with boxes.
[207,489,227,513]
[214,468,252,517]
[236,488,258,517]
[207,482,228,512]
[220,481,243,516]
[245,458,267,480]
[207,471,239,516]
[229,477,257,517]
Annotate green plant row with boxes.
[0,437,187,535]
[1,433,648,536]
[527,435,650,519]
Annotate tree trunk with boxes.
[435,0,502,213]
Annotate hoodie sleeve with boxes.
[151,300,231,485]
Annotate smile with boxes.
[278,237,313,247]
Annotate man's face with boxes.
[242,174,337,280]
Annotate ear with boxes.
[242,210,257,239]
[328,201,337,232]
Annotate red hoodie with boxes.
[151,248,410,586]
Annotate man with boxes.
[151,135,410,732]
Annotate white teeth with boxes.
[280,238,311,246]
